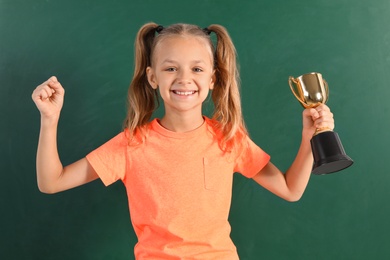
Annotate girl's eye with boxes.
[166,67,176,72]
[193,67,203,72]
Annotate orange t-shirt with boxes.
[86,117,270,259]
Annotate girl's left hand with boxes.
[302,104,334,140]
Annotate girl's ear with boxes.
[209,70,216,90]
[146,67,158,89]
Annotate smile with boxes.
[172,90,197,96]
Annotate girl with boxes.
[32,22,334,259]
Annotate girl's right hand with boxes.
[32,76,65,120]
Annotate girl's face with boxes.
[146,35,215,117]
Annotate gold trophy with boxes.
[289,72,353,174]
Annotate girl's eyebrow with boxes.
[160,59,176,65]
[193,60,206,64]
[160,59,206,65]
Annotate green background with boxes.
[1,0,389,259]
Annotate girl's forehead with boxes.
[153,35,213,61]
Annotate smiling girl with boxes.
[32,23,334,259]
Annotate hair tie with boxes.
[155,25,164,33]
[203,27,211,35]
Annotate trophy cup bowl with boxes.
[289,72,353,175]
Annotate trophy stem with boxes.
[314,127,332,135]
[310,131,353,175]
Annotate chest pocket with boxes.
[203,157,234,191]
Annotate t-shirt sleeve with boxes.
[86,132,127,186]
[234,136,270,178]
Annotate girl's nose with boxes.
[176,70,191,85]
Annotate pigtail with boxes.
[124,22,160,142]
[207,25,248,150]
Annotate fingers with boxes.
[38,85,55,100]
[32,77,65,119]
[32,76,64,101]
[307,104,334,130]
[46,76,64,94]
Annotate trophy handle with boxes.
[288,76,306,107]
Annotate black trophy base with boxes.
[311,131,353,175]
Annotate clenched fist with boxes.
[32,76,65,120]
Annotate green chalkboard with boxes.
[1,0,389,259]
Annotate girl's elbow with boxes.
[38,186,54,194]
[37,182,58,194]
[283,192,303,202]
[285,196,301,203]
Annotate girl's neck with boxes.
[159,112,205,133]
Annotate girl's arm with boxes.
[32,77,98,194]
[252,104,334,202]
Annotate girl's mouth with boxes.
[172,90,197,96]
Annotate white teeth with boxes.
[173,90,196,95]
